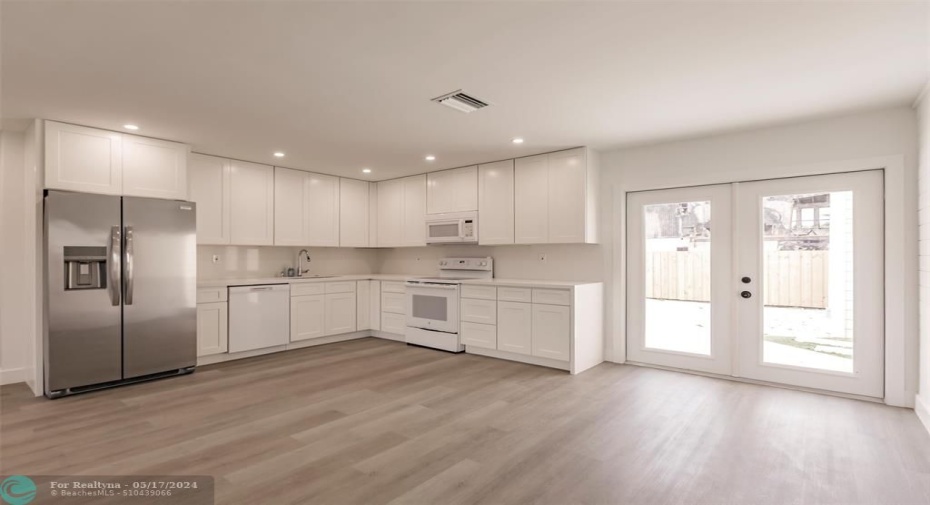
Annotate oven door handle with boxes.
[406,283,459,290]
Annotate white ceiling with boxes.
[2,1,927,180]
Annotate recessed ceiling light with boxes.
[273,152,285,158]
[362,168,372,174]
[512,137,524,144]
[123,124,139,131]
[425,155,436,161]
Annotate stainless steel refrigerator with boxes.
[45,190,197,398]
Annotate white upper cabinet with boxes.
[45,121,189,199]
[547,148,590,243]
[377,178,404,247]
[478,160,515,245]
[274,168,340,247]
[403,175,427,246]
[230,160,275,246]
[305,172,340,247]
[514,148,598,244]
[427,166,477,214]
[340,178,370,247]
[375,175,425,248]
[188,154,231,245]
[514,154,549,244]
[45,121,122,195]
[273,167,306,246]
[122,134,189,200]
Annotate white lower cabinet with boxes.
[381,312,406,335]
[196,302,228,356]
[357,280,371,331]
[458,283,603,374]
[381,292,405,315]
[497,301,532,355]
[291,294,326,342]
[325,292,357,335]
[461,321,496,349]
[531,304,571,361]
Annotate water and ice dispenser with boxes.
[63,246,107,290]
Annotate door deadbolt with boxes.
[741,276,751,284]
[740,291,752,299]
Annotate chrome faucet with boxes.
[296,249,311,277]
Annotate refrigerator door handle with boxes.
[124,226,135,305]
[107,226,121,306]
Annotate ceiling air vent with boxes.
[431,90,490,114]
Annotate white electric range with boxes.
[404,257,493,352]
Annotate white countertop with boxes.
[197,274,412,288]
[198,274,599,289]
[459,278,599,288]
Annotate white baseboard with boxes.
[916,393,930,436]
[466,346,570,372]
[0,367,28,386]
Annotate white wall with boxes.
[197,245,379,280]
[916,95,930,428]
[0,130,32,385]
[600,106,919,406]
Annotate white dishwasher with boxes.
[228,284,290,353]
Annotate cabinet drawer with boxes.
[461,322,497,350]
[382,281,406,293]
[532,288,571,306]
[381,312,406,335]
[325,281,356,294]
[461,284,496,300]
[497,287,532,302]
[291,283,325,296]
[197,287,227,304]
[461,298,496,325]
[382,292,406,314]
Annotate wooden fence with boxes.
[645,251,829,309]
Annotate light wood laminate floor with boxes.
[2,338,930,504]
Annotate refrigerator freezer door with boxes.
[46,191,123,393]
[122,197,197,378]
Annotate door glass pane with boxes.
[643,201,711,355]
[761,191,853,373]
[412,294,448,321]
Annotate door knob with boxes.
[740,291,752,299]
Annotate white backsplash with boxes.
[197,245,379,280]
[197,244,603,282]
[376,244,603,281]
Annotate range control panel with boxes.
[438,257,493,271]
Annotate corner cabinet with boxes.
[515,147,598,244]
[377,175,426,247]
[45,120,189,199]
[340,178,370,247]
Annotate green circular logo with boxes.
[0,476,36,505]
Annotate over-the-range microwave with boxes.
[425,211,478,244]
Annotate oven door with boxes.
[405,282,459,333]
[426,219,464,244]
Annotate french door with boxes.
[627,171,884,398]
